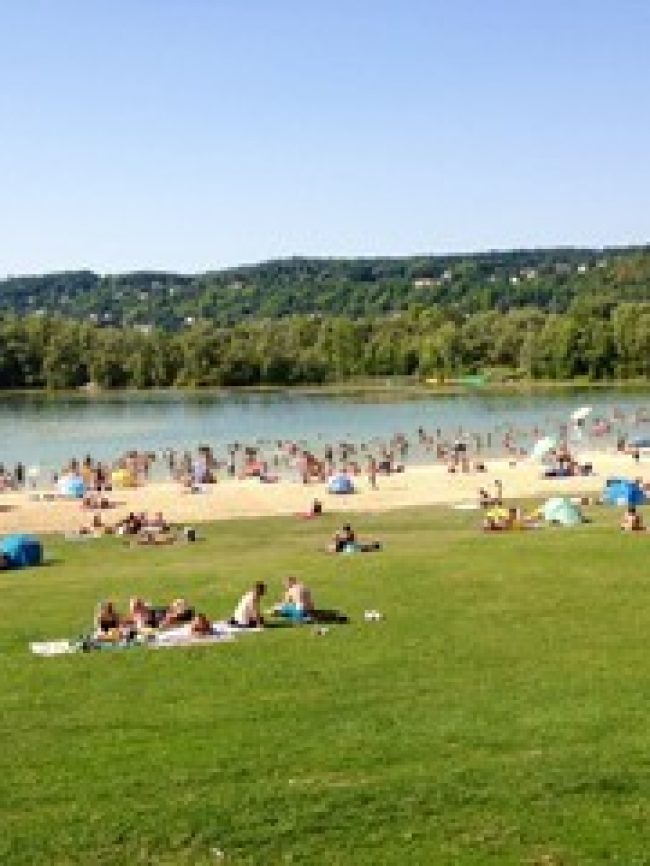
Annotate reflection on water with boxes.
[0,387,649,471]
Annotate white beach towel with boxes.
[151,626,235,648]
[30,640,78,656]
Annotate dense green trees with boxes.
[1,300,650,389]
[2,247,650,329]
[2,246,650,389]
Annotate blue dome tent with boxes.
[1,535,43,569]
[57,474,86,499]
[328,473,355,495]
[603,478,646,507]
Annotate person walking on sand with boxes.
[368,456,377,490]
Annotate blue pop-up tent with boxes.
[57,474,86,498]
[1,534,43,568]
[602,478,647,507]
[328,474,355,494]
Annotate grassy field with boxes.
[2,505,650,865]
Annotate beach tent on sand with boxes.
[328,474,355,494]
[629,436,650,449]
[112,468,137,489]
[1,534,43,568]
[571,406,592,423]
[602,478,646,507]
[531,436,557,462]
[57,474,86,499]
[542,497,584,526]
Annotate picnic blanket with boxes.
[31,621,262,655]
[151,623,236,648]
[30,637,139,655]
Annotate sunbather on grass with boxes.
[272,576,315,621]
[329,523,356,553]
[190,612,213,635]
[159,598,195,629]
[328,523,381,553]
[620,506,645,532]
[123,597,158,630]
[94,600,126,640]
[230,582,266,628]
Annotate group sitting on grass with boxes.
[95,596,203,640]
[91,578,344,645]
[482,506,541,532]
[78,510,174,543]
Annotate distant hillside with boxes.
[1,246,650,329]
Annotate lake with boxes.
[1,387,649,476]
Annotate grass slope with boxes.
[2,506,650,865]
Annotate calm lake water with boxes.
[1,387,650,475]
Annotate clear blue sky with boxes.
[1,0,648,275]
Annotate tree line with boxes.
[2,299,650,389]
[2,247,650,329]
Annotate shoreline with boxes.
[2,378,650,399]
[1,450,645,535]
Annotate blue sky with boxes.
[1,0,648,275]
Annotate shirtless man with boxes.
[277,576,315,619]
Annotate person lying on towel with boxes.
[328,523,381,553]
[95,600,122,634]
[93,600,134,641]
[190,612,213,635]
[329,523,356,553]
[159,598,195,629]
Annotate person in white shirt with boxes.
[231,582,266,627]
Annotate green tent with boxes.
[541,497,583,526]
[458,374,487,387]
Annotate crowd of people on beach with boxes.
[77,508,174,542]
[9,403,650,659]
[3,402,650,501]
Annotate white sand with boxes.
[0,450,643,535]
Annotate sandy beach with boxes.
[0,449,645,535]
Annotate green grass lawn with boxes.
[2,505,650,865]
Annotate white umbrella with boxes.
[531,436,557,461]
[571,406,592,423]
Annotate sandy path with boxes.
[0,450,643,535]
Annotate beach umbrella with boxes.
[571,406,592,423]
[530,436,557,461]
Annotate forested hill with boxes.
[1,246,650,329]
